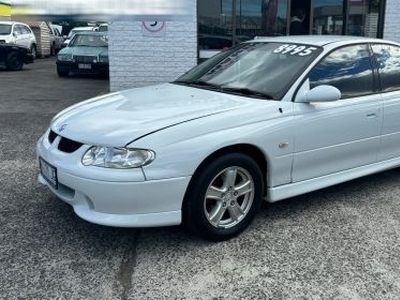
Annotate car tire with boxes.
[30,44,37,59]
[50,43,55,56]
[5,51,23,71]
[183,153,263,241]
[57,67,69,77]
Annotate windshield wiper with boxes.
[221,87,273,99]
[173,80,222,90]
[172,81,273,99]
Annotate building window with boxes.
[312,0,344,35]
[347,0,382,37]
[198,0,385,61]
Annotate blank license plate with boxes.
[39,158,58,189]
[78,63,91,69]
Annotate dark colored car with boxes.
[0,43,34,70]
[56,31,108,77]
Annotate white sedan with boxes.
[37,35,400,241]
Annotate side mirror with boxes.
[13,32,18,38]
[297,85,341,103]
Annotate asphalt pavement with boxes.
[1,58,400,300]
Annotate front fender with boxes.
[133,111,296,188]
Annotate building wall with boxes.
[384,0,400,42]
[109,0,197,92]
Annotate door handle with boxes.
[366,113,377,119]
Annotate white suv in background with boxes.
[0,21,37,58]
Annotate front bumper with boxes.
[36,133,191,227]
[57,61,109,75]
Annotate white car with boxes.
[61,26,94,48]
[97,23,108,32]
[0,21,37,58]
[37,35,400,241]
[48,24,64,55]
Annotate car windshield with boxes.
[68,29,90,38]
[175,42,322,100]
[69,34,108,47]
[0,24,12,35]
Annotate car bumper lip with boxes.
[74,205,182,228]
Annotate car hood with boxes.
[51,83,273,146]
[61,46,108,56]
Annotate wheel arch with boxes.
[30,43,37,56]
[181,143,268,240]
[183,143,268,207]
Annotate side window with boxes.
[371,44,400,92]
[308,44,374,99]
[21,25,31,34]
[13,25,22,35]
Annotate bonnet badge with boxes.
[58,124,68,132]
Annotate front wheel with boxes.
[5,51,23,70]
[50,43,55,56]
[183,153,263,241]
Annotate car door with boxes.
[20,25,33,48]
[54,28,62,48]
[292,44,383,182]
[14,25,27,48]
[371,43,400,161]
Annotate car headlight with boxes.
[99,56,108,63]
[82,146,155,168]
[58,54,73,61]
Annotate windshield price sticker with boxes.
[273,44,318,56]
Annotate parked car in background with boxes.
[97,23,108,32]
[0,21,37,58]
[38,35,400,241]
[48,24,64,55]
[0,43,34,70]
[56,31,108,77]
[61,26,94,48]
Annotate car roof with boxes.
[251,35,400,47]
[71,27,94,31]
[73,31,107,36]
[0,21,25,26]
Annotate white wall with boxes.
[108,0,197,92]
[384,0,400,42]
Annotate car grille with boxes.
[48,130,83,153]
[48,130,58,143]
[73,55,96,63]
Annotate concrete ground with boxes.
[1,58,400,300]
